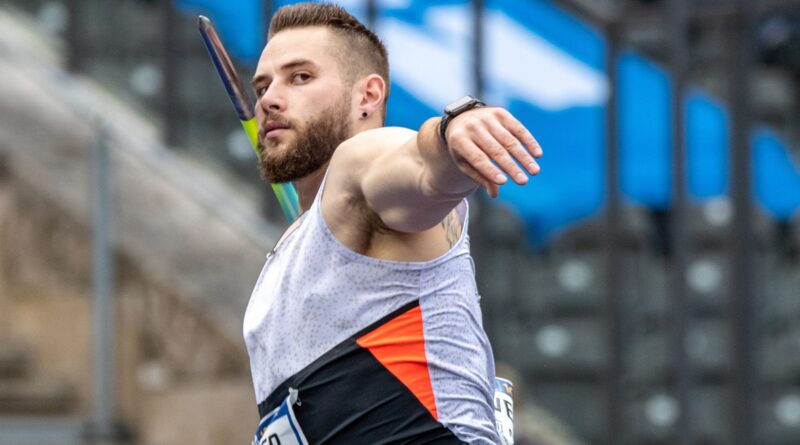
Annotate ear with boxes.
[355,74,386,119]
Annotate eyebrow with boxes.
[251,59,318,88]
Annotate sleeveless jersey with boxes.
[243,176,501,444]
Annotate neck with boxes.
[293,162,330,212]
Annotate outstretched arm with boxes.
[328,107,542,233]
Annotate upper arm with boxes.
[326,127,460,233]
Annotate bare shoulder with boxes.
[326,126,417,199]
[320,127,417,253]
[345,126,417,146]
[321,126,462,260]
[331,127,417,167]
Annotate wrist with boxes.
[438,115,449,144]
[419,118,478,199]
[439,95,485,145]
[421,118,450,162]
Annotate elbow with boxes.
[418,167,478,203]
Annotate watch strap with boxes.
[439,96,485,143]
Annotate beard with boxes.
[257,95,352,184]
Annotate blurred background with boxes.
[0,0,798,444]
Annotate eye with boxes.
[292,72,311,84]
[255,84,269,98]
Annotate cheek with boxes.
[307,79,348,107]
[254,103,266,121]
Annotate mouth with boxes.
[262,121,291,140]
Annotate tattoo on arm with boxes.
[441,210,462,248]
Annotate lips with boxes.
[261,121,291,139]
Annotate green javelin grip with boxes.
[198,15,301,223]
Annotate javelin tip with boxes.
[198,15,211,30]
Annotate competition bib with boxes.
[494,377,514,445]
[252,378,512,444]
[252,388,308,445]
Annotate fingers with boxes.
[473,128,530,185]
[451,138,508,186]
[445,107,543,196]
[496,109,543,158]
[456,161,500,198]
[486,120,541,178]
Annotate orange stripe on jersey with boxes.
[356,305,438,421]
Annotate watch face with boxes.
[445,95,476,115]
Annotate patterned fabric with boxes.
[244,174,500,444]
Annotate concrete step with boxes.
[0,341,32,380]
[0,379,77,415]
[0,416,84,445]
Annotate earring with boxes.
[362,112,368,118]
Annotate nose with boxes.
[257,83,286,114]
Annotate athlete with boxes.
[243,3,542,444]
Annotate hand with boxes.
[443,107,542,198]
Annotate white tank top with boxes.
[243,174,500,444]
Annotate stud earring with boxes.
[362,112,368,118]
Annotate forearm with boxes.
[416,117,480,201]
[346,105,541,233]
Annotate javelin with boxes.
[198,15,301,223]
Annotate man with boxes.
[243,3,542,444]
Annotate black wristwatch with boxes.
[439,95,486,143]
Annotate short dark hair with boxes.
[269,2,390,119]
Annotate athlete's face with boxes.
[252,27,355,183]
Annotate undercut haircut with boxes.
[269,2,390,121]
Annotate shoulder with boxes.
[320,128,417,252]
[330,127,417,168]
[325,127,417,196]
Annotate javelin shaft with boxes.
[198,15,301,223]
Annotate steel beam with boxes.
[728,1,758,444]
[603,21,624,445]
[667,0,693,443]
